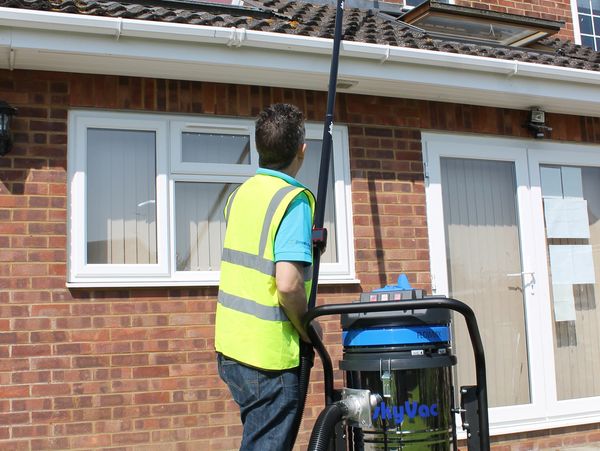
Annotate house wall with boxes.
[453,0,576,40]
[1,69,600,450]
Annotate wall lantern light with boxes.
[527,107,552,139]
[0,100,17,156]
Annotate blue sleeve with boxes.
[274,192,313,264]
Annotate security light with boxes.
[0,101,17,156]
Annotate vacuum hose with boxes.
[307,401,349,451]
[289,342,314,447]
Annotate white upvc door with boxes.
[425,133,600,435]
[424,133,548,432]
[528,142,600,424]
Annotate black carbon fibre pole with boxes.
[308,0,345,310]
[290,1,345,448]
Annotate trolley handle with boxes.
[303,296,490,451]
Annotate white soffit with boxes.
[1,7,600,117]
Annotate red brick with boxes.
[12,398,52,412]
[31,383,71,396]
[0,385,29,398]
[30,437,70,450]
[133,366,170,379]
[0,412,30,425]
[70,434,111,448]
[12,371,51,384]
[11,344,51,358]
[73,356,109,368]
[12,425,50,438]
[134,392,170,404]
[112,432,150,445]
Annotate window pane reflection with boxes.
[182,132,250,165]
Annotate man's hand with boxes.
[276,261,312,343]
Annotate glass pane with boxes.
[175,182,239,271]
[592,0,600,14]
[582,34,595,48]
[597,37,600,50]
[413,14,533,44]
[86,129,157,264]
[182,132,250,165]
[541,165,600,400]
[441,158,531,407]
[295,139,338,263]
[578,0,591,14]
[580,14,593,34]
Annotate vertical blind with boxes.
[175,182,239,271]
[86,128,157,265]
[441,157,531,408]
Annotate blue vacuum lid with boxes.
[343,325,450,347]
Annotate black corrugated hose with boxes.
[289,341,314,447]
[307,401,348,451]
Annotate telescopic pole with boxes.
[290,0,345,447]
[308,0,345,309]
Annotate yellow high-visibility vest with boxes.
[215,173,315,370]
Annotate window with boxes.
[573,0,600,50]
[68,111,354,286]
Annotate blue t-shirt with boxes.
[256,168,312,265]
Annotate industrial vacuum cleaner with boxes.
[301,284,490,451]
[290,0,491,448]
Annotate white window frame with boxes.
[571,0,599,49]
[304,124,356,282]
[424,132,600,436]
[67,110,355,287]
[571,0,583,45]
[68,111,170,282]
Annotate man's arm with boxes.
[276,261,311,343]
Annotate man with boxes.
[215,103,320,450]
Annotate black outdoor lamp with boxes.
[0,100,17,156]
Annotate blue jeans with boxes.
[217,353,299,451]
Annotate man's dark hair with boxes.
[255,104,305,170]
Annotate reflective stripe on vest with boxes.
[221,248,313,281]
[217,290,289,322]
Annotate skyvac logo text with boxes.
[372,401,439,425]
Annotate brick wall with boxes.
[1,69,600,450]
[453,0,576,39]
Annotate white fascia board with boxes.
[1,7,600,116]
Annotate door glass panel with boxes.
[540,165,600,400]
[441,157,531,407]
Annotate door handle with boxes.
[507,271,536,292]
[506,271,535,277]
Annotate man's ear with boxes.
[297,143,307,160]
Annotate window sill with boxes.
[66,277,361,289]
